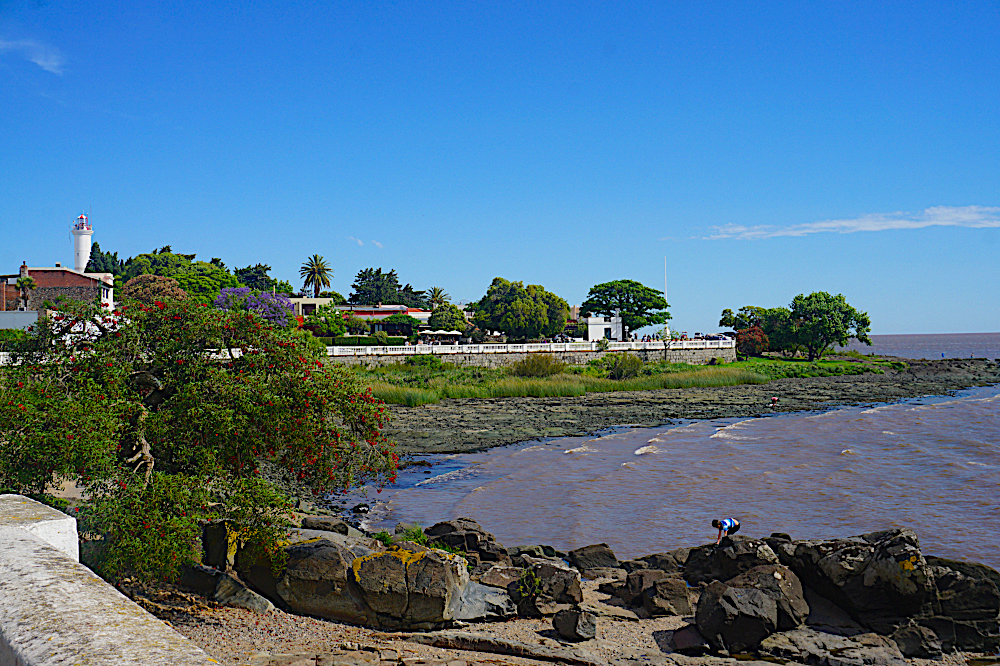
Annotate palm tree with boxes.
[428,286,450,310]
[299,255,333,298]
[15,276,36,310]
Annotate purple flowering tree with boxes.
[215,287,293,327]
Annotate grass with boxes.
[355,352,892,407]
[365,363,772,406]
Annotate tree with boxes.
[349,268,400,305]
[304,303,347,337]
[119,250,240,303]
[580,280,670,341]
[121,275,188,304]
[86,243,125,275]
[392,284,429,309]
[0,296,396,583]
[471,278,569,341]
[300,255,333,298]
[318,290,347,305]
[720,305,798,355]
[15,276,36,310]
[215,287,295,328]
[428,303,467,332]
[428,287,450,309]
[736,326,769,357]
[343,312,370,335]
[235,264,276,291]
[790,292,872,361]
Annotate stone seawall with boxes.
[329,346,736,368]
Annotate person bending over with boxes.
[713,517,741,545]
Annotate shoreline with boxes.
[384,358,1000,454]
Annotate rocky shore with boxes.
[384,358,1000,454]
[162,517,1000,666]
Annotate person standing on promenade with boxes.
[713,517,741,544]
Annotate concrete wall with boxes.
[330,346,735,368]
[0,495,217,666]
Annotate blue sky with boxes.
[2,1,998,334]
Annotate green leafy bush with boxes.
[372,331,390,345]
[509,353,566,377]
[602,352,643,380]
[406,354,442,368]
[0,329,29,351]
[373,530,394,547]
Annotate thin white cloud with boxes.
[0,39,65,74]
[706,205,1000,240]
[371,240,383,249]
[347,236,363,246]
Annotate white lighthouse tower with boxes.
[71,214,93,272]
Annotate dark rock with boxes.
[425,517,511,567]
[553,608,597,641]
[514,555,583,617]
[670,624,711,656]
[920,556,1000,652]
[623,547,690,575]
[620,569,672,606]
[202,520,236,570]
[759,627,907,666]
[684,536,780,586]
[452,580,516,621]
[803,586,865,637]
[695,580,778,653]
[892,623,942,658]
[301,515,350,535]
[567,543,619,571]
[475,564,521,590]
[772,529,930,634]
[642,576,692,616]
[580,566,625,582]
[351,503,369,514]
[404,548,471,624]
[180,564,275,613]
[510,544,565,559]
[726,564,809,630]
[278,537,378,624]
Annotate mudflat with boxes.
[384,358,1000,454]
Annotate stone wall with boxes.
[0,495,217,666]
[329,346,735,369]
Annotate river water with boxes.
[352,384,1000,569]
[837,332,1000,359]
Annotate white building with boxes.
[582,313,623,341]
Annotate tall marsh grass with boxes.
[369,367,768,406]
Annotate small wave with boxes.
[647,437,667,443]
[861,405,895,414]
[634,445,659,455]
[414,466,483,486]
[564,446,593,454]
[882,431,897,435]
[840,449,855,455]
[710,430,759,441]
[967,461,988,467]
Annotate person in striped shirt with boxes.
[712,517,741,545]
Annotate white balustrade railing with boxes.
[328,339,734,357]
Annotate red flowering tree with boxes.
[0,297,396,582]
[736,325,770,358]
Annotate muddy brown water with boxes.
[338,361,1000,570]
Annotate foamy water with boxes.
[347,385,1000,569]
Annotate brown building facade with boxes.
[4,263,114,311]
